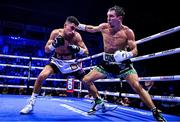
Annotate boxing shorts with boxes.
[49,57,82,74]
[94,59,137,79]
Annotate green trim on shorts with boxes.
[94,64,137,79]
[117,67,137,78]
[94,66,109,75]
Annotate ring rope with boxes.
[131,47,180,62]
[0,75,179,82]
[0,84,66,91]
[0,64,43,70]
[77,52,103,62]
[0,54,49,61]
[136,26,180,44]
[0,75,80,82]
[95,75,180,82]
[0,84,179,102]
[1,47,179,70]
[80,90,180,102]
[0,63,94,71]
[121,93,180,102]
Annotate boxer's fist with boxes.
[48,35,64,51]
[68,44,85,55]
[113,50,133,63]
[68,44,80,53]
[52,35,64,48]
[77,23,86,31]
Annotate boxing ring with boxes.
[0,26,180,121]
[1,94,179,121]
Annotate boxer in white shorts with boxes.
[20,16,88,114]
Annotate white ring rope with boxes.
[0,75,80,82]
[0,84,66,91]
[136,26,180,45]
[0,75,180,82]
[77,52,103,62]
[81,90,180,102]
[120,93,180,102]
[0,64,43,70]
[131,47,180,62]
[0,84,179,102]
[0,47,179,70]
[0,54,49,61]
[0,63,95,71]
[95,75,180,82]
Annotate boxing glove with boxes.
[77,23,86,31]
[68,44,84,55]
[113,50,133,63]
[103,50,133,63]
[49,35,64,51]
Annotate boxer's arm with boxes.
[75,33,89,55]
[113,29,137,63]
[77,24,101,33]
[45,29,64,53]
[126,28,138,56]
[45,29,58,53]
[104,29,137,63]
[68,33,89,56]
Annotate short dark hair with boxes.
[66,16,79,26]
[108,6,125,17]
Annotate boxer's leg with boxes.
[20,65,54,114]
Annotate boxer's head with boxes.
[107,6,125,27]
[64,16,79,37]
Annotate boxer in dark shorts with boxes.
[77,5,166,121]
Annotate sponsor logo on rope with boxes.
[148,53,155,57]
[161,49,175,54]
[66,78,74,93]
[160,76,174,80]
[160,96,175,99]
[160,28,174,35]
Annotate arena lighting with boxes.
[9,36,21,40]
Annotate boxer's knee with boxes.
[37,71,49,82]
[131,82,143,93]
[82,75,93,86]
[37,65,53,82]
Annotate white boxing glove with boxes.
[77,24,86,31]
[113,50,133,63]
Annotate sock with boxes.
[28,93,38,105]
[151,107,157,112]
[97,96,102,99]
[95,97,103,104]
[31,93,38,99]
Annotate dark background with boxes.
[0,0,179,78]
[0,0,179,36]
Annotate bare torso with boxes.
[53,29,78,59]
[101,24,129,53]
